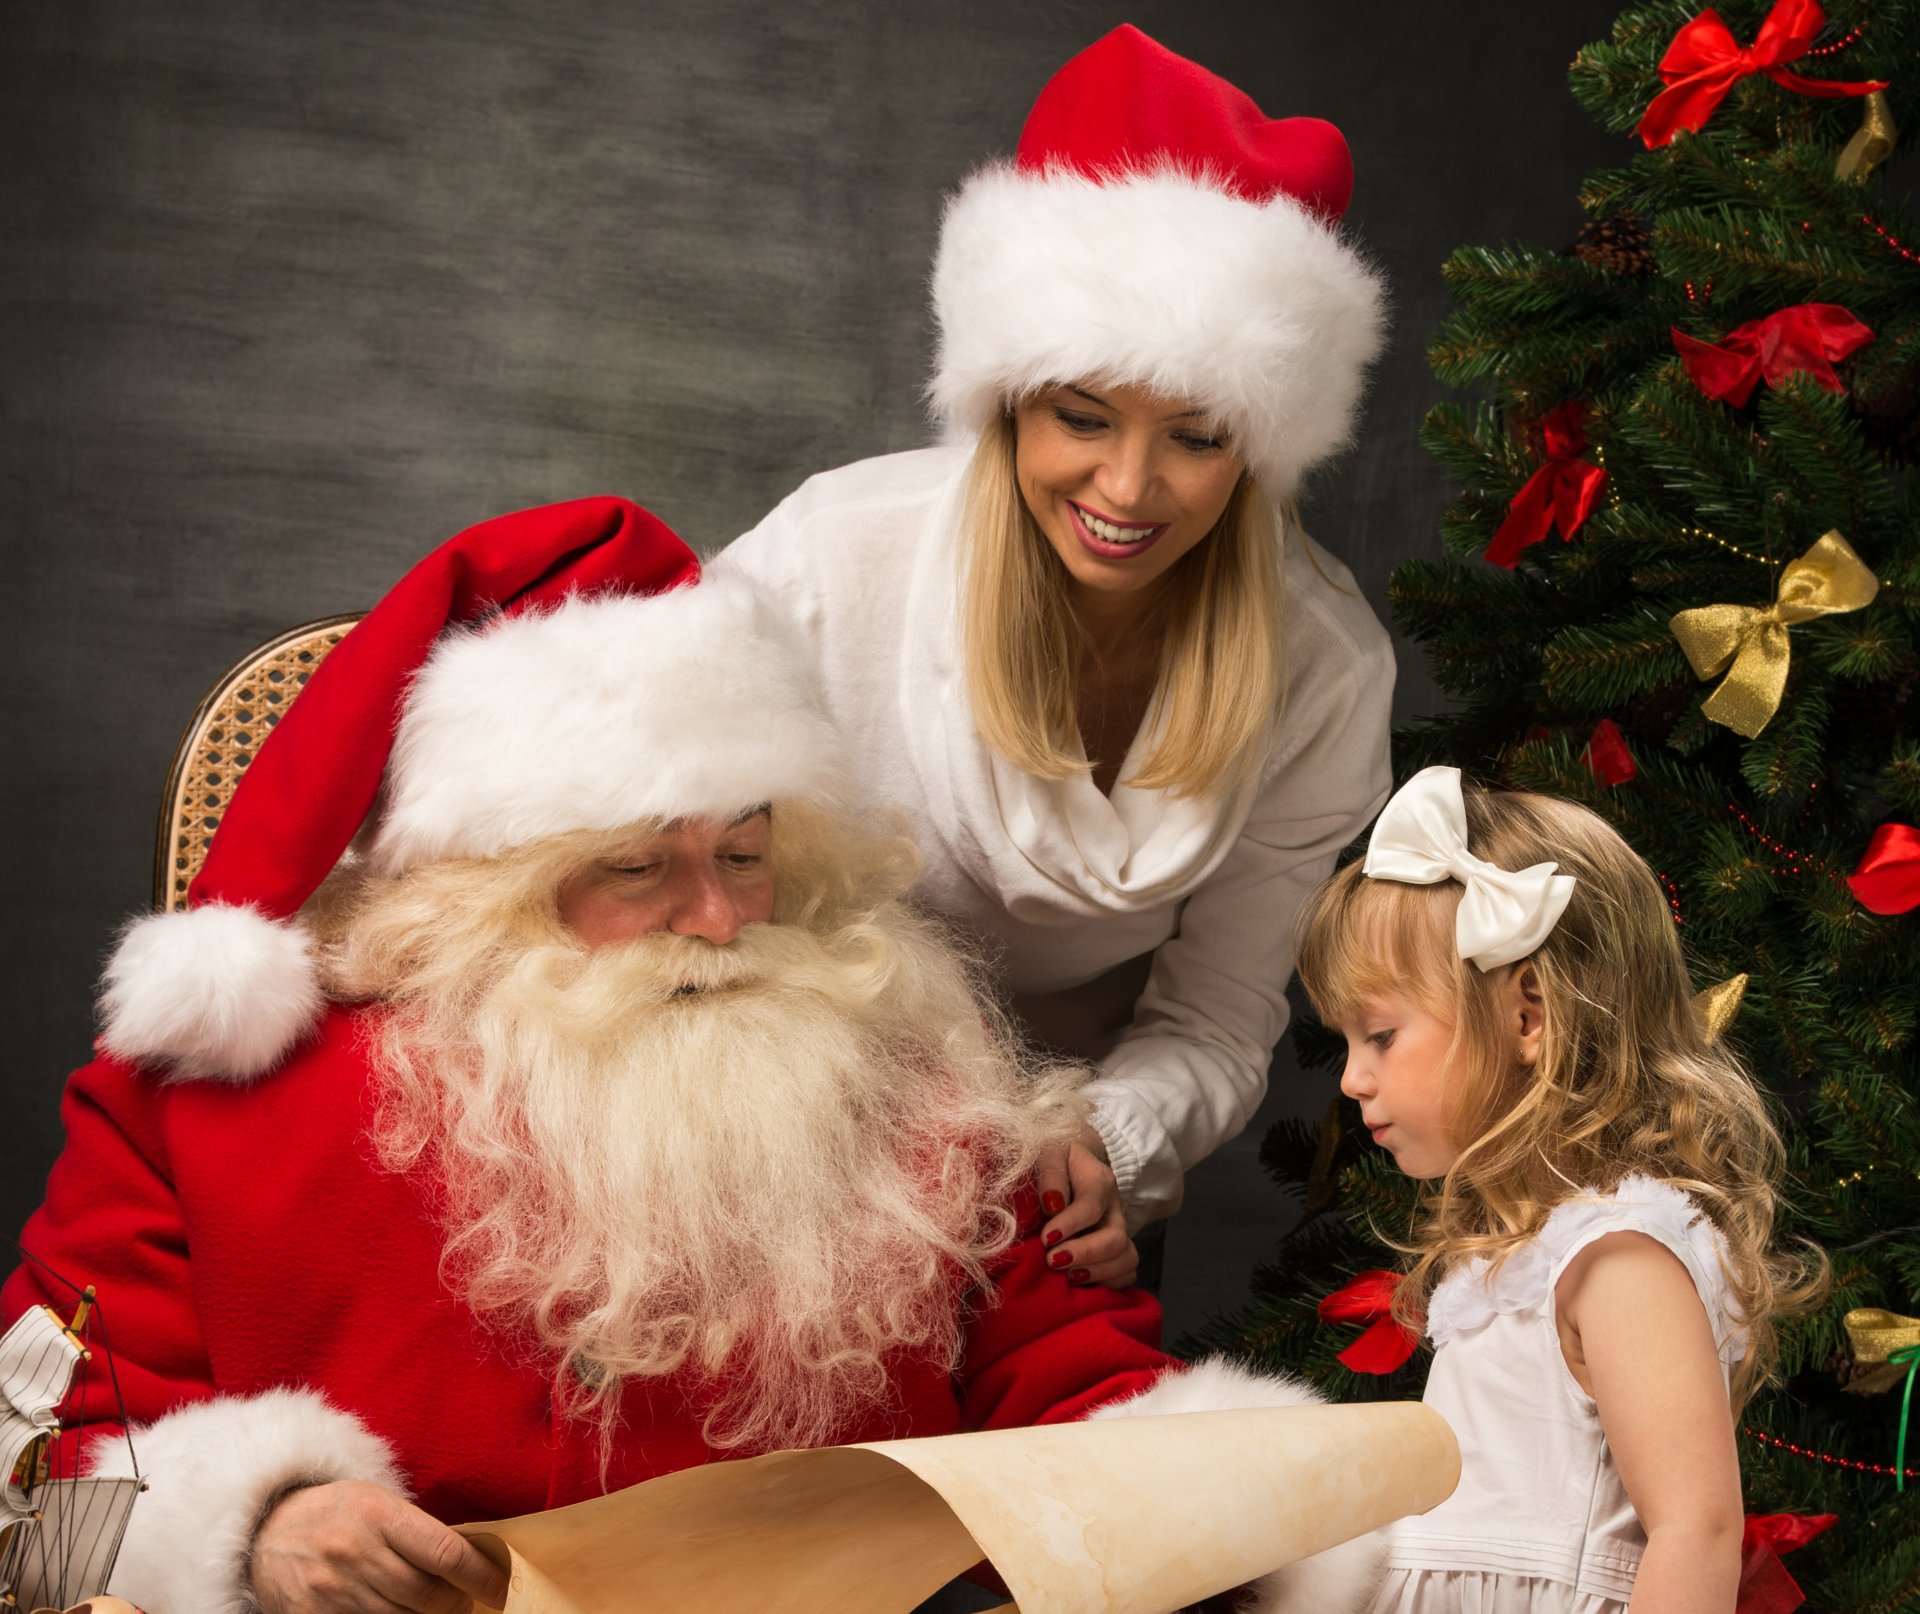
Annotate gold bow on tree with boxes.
[1838,90,1898,184]
[1847,1308,1920,1493]
[1669,531,1879,738]
[1693,973,1749,1043]
[1846,1307,1920,1398]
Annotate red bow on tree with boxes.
[1585,718,1638,786]
[1848,823,1920,915]
[1317,1270,1421,1373]
[1484,402,1608,569]
[1737,1511,1837,1614]
[1637,0,1887,149]
[1672,304,1874,407]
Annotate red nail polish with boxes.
[1049,1248,1071,1268]
[1042,1191,1066,1215]
[1044,1228,1063,1246]
[1069,1268,1090,1284]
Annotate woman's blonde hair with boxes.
[959,409,1285,799]
[1296,786,1826,1410]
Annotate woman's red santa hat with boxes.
[929,25,1388,498]
[97,498,848,1083]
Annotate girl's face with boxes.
[1333,964,1545,1181]
[1335,995,1467,1180]
[1012,381,1244,605]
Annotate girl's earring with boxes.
[1512,964,1546,1067]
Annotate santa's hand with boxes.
[1035,1132,1137,1289]
[250,1480,511,1614]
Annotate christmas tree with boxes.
[1197,3,1920,1605]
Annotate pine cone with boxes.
[1830,1343,1917,1396]
[1621,684,1694,745]
[1574,210,1657,276]
[1851,360,1920,465]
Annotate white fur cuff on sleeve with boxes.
[86,1387,405,1614]
[1083,1354,1328,1420]
[1089,1357,1390,1614]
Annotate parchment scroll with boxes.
[459,1400,1457,1613]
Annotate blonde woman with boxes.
[717,26,1392,1285]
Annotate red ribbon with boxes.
[1737,1511,1837,1614]
[1484,402,1608,569]
[1848,823,1920,915]
[1638,0,1887,149]
[1317,1270,1421,1374]
[1673,304,1874,408]
[1584,719,1638,786]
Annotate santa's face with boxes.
[553,810,775,949]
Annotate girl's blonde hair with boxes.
[959,409,1285,800]
[1296,785,1826,1410]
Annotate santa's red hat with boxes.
[98,498,847,1083]
[929,25,1388,497]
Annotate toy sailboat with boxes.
[1,1284,143,1614]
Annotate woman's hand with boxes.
[250,1480,511,1614]
[1035,1128,1137,1288]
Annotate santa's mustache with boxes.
[485,923,843,1041]
[602,930,764,999]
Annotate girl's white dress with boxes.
[1372,1176,1747,1613]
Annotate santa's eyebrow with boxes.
[730,804,772,827]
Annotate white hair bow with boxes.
[1362,766,1576,971]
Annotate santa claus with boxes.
[4,499,1385,1614]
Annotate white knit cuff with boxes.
[1080,1083,1180,1231]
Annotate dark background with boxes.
[3,1,1625,1340]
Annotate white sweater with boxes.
[717,447,1394,1226]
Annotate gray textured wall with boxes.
[3,1,1623,1335]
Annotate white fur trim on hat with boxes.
[369,573,848,873]
[98,903,324,1084]
[1088,1357,1390,1614]
[86,1387,405,1614]
[930,164,1389,496]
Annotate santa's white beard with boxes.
[369,915,1066,1453]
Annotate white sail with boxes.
[1,1307,81,1520]
[0,1474,142,1609]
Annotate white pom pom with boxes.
[98,904,323,1082]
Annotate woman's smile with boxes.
[1067,500,1170,557]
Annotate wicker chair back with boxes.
[154,615,363,911]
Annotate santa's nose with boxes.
[665,865,749,945]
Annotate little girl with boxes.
[1295,766,1824,1614]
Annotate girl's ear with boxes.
[1509,962,1546,1067]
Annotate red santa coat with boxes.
[4,1006,1174,1613]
